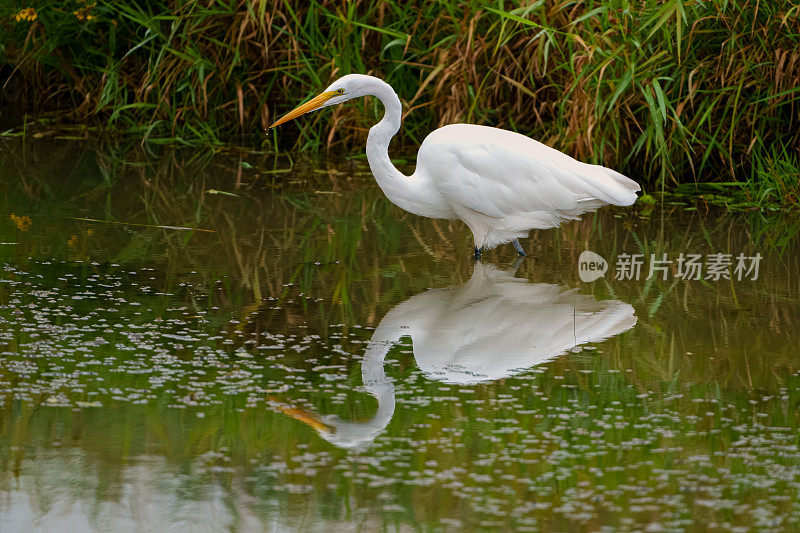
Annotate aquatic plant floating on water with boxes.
[271,74,640,259]
[71,217,215,232]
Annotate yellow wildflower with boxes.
[10,214,32,231]
[13,7,37,22]
[73,1,97,22]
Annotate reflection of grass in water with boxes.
[2,142,798,336]
[1,144,800,528]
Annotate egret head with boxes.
[269,74,378,128]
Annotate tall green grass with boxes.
[1,0,799,195]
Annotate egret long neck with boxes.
[366,82,443,217]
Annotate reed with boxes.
[1,0,799,196]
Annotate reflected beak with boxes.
[281,406,334,434]
[270,91,339,128]
[268,396,334,434]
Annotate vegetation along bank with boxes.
[1,1,799,202]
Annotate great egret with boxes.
[274,261,637,449]
[271,74,640,258]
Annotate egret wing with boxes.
[419,124,638,219]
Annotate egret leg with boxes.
[512,238,527,256]
[473,246,483,261]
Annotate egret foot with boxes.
[512,238,527,256]
[474,246,483,261]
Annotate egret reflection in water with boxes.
[277,261,637,448]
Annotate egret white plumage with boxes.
[271,74,640,258]
[273,261,637,449]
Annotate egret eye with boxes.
[336,88,345,95]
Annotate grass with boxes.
[1,0,799,199]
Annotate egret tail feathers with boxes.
[577,164,640,207]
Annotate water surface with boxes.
[1,140,800,531]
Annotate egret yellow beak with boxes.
[270,90,339,128]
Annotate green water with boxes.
[1,140,799,531]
